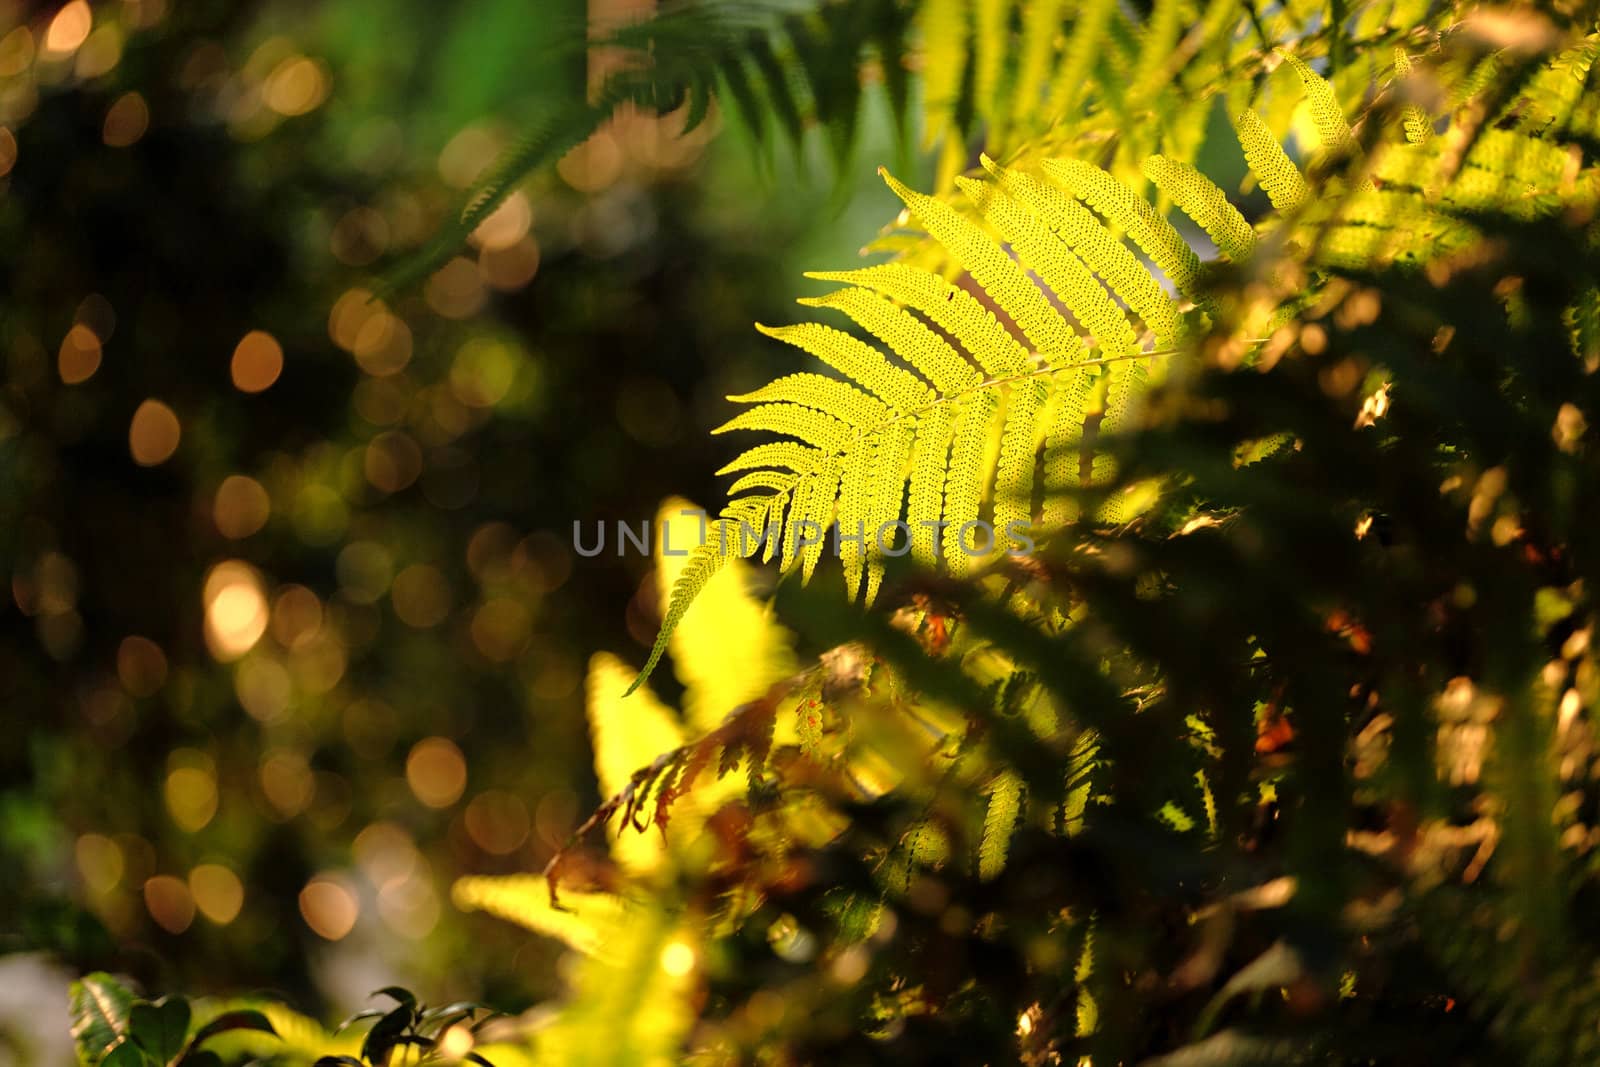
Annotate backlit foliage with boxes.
[53,1,1600,1066]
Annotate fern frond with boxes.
[629,533,735,696]
[451,876,628,958]
[864,422,917,602]
[1233,109,1310,213]
[804,265,1031,376]
[909,404,958,567]
[919,0,968,152]
[1394,48,1435,144]
[1044,159,1202,296]
[1281,51,1359,158]
[956,175,1138,356]
[979,155,1183,345]
[717,441,823,477]
[978,768,1024,879]
[654,501,798,730]
[1143,155,1257,263]
[1041,365,1096,528]
[729,373,892,429]
[942,386,1002,575]
[880,168,1080,359]
[973,0,1013,122]
[994,377,1047,539]
[798,288,982,393]
[1010,0,1069,132]
[714,402,854,453]
[1050,0,1119,126]
[755,321,933,412]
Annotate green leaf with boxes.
[99,1041,148,1067]
[360,1004,414,1064]
[129,997,189,1064]
[69,973,135,1067]
[370,986,417,1009]
[187,1009,277,1050]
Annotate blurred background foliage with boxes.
[0,0,912,1048]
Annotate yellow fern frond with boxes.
[1050,0,1118,125]
[864,422,917,603]
[728,373,891,429]
[979,769,1023,880]
[838,438,872,599]
[628,531,735,695]
[1232,108,1310,213]
[805,264,1031,375]
[1094,358,1147,524]
[1125,0,1184,113]
[533,908,696,1067]
[994,378,1047,540]
[943,387,1001,576]
[716,441,823,477]
[713,402,852,453]
[1144,154,1256,263]
[800,456,843,582]
[451,876,628,958]
[655,501,797,731]
[919,0,969,152]
[1010,0,1068,132]
[798,287,982,393]
[587,651,682,873]
[1044,158,1202,295]
[1041,368,1095,527]
[974,0,1012,122]
[1394,48,1435,144]
[755,322,932,412]
[980,155,1183,345]
[909,405,957,567]
[881,167,1079,359]
[589,652,684,801]
[1281,51,1359,157]
[957,174,1134,357]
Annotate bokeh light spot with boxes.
[164,759,218,833]
[469,598,531,662]
[189,863,244,924]
[261,749,314,818]
[213,474,271,539]
[478,236,540,291]
[264,56,329,116]
[406,737,467,808]
[44,1,92,56]
[0,28,34,77]
[129,399,181,466]
[661,939,697,977]
[352,311,413,376]
[103,91,149,147]
[450,338,519,408]
[75,834,123,894]
[464,790,530,854]
[203,560,269,660]
[144,874,195,934]
[231,330,283,393]
[299,875,358,940]
[424,257,486,319]
[58,324,102,384]
[471,192,531,251]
